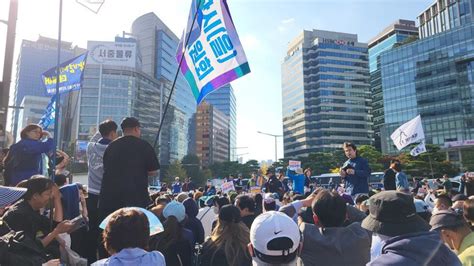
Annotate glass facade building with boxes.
[282,30,372,158]
[12,37,77,139]
[202,84,237,161]
[132,13,197,165]
[369,20,418,151]
[418,0,474,39]
[379,22,474,154]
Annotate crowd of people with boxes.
[0,118,473,265]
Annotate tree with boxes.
[399,144,459,178]
[165,160,187,184]
[300,152,335,175]
[357,145,384,172]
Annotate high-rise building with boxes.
[282,30,372,158]
[195,102,230,167]
[11,36,80,140]
[368,20,418,151]
[379,22,474,154]
[78,38,167,157]
[131,13,197,165]
[418,0,474,39]
[202,84,236,161]
[17,96,51,134]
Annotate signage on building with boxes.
[444,139,474,148]
[87,41,136,67]
[320,38,355,46]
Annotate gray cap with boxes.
[429,209,467,231]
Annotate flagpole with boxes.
[52,0,63,181]
[152,0,202,150]
[428,154,434,179]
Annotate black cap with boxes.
[430,209,467,231]
[120,117,140,130]
[361,191,430,237]
[219,204,241,223]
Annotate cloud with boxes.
[240,34,261,51]
[278,18,295,33]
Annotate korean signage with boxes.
[444,139,474,148]
[42,53,88,95]
[288,160,301,171]
[88,41,136,67]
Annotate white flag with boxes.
[391,115,425,150]
[410,141,427,156]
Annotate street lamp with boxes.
[257,131,282,163]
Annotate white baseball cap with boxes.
[250,211,301,263]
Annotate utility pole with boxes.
[257,131,282,163]
[1,0,18,130]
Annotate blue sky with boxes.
[0,0,432,162]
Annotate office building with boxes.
[379,22,474,154]
[195,102,230,167]
[418,0,474,39]
[368,20,418,151]
[282,29,372,158]
[11,36,81,140]
[131,13,197,165]
[17,96,51,134]
[202,84,236,161]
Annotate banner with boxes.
[390,115,425,150]
[38,95,57,130]
[42,52,88,95]
[75,140,88,163]
[410,141,427,157]
[249,186,261,194]
[288,160,301,171]
[221,181,235,194]
[177,0,250,104]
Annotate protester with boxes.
[235,194,257,229]
[436,174,453,195]
[286,167,305,195]
[0,185,63,265]
[263,193,278,212]
[99,117,160,219]
[196,196,218,238]
[172,177,182,194]
[150,201,193,265]
[264,168,284,197]
[183,197,205,244]
[339,142,371,198]
[3,124,54,186]
[453,194,469,212]
[85,119,118,264]
[392,160,409,192]
[362,191,461,265]
[92,208,165,265]
[280,189,371,265]
[199,204,251,265]
[3,176,74,259]
[249,211,301,266]
[434,194,453,213]
[303,168,312,191]
[430,209,474,265]
[464,199,474,229]
[355,194,369,214]
[383,159,398,191]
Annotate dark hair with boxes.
[23,176,54,200]
[120,117,140,131]
[390,159,401,164]
[214,196,230,209]
[263,201,277,211]
[436,194,453,207]
[103,208,149,254]
[54,174,68,187]
[235,195,255,213]
[152,215,182,251]
[342,142,357,151]
[464,199,474,222]
[312,190,347,227]
[392,161,402,172]
[99,120,118,137]
[20,124,41,140]
[355,194,369,205]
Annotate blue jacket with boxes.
[286,170,305,194]
[6,138,54,186]
[342,156,371,195]
[92,248,165,266]
[395,172,409,191]
[368,231,461,266]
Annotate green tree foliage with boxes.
[399,144,459,178]
[181,154,207,187]
[165,160,187,184]
[357,145,384,172]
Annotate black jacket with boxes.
[383,168,397,190]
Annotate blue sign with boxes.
[42,52,88,95]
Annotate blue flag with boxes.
[38,95,56,130]
[42,52,88,95]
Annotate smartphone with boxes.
[69,215,87,232]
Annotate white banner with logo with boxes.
[410,141,427,156]
[391,115,425,150]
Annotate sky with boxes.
[0,0,432,162]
